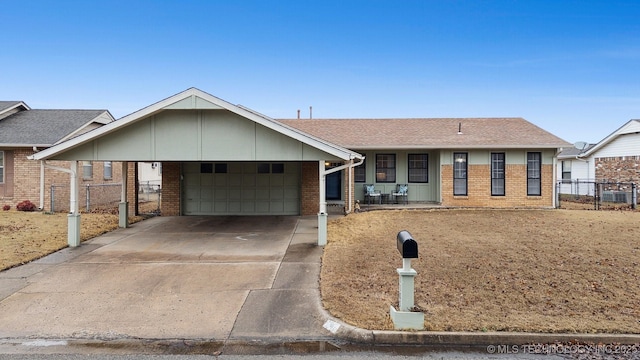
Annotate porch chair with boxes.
[363,184,382,205]
[392,184,408,205]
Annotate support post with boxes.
[318,160,327,246]
[68,161,81,247]
[119,161,129,228]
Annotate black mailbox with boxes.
[397,230,418,258]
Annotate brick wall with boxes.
[301,161,319,215]
[344,166,355,212]
[441,164,554,207]
[127,162,137,215]
[595,156,640,184]
[161,162,181,216]
[1,148,124,212]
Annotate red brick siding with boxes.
[301,161,319,215]
[161,162,181,216]
[595,156,640,184]
[441,164,554,207]
[1,148,124,212]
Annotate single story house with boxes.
[557,119,640,198]
[28,88,570,246]
[0,101,121,211]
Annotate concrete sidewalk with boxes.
[0,215,335,354]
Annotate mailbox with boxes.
[397,230,418,258]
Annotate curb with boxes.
[320,310,640,347]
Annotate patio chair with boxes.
[392,184,408,205]
[363,184,382,205]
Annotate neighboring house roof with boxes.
[0,101,30,120]
[581,119,640,157]
[557,143,596,159]
[0,109,113,147]
[278,118,570,150]
[29,88,363,162]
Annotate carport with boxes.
[28,88,363,246]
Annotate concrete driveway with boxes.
[0,215,330,343]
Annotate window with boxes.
[527,152,542,196]
[200,163,213,173]
[561,160,571,183]
[257,163,270,174]
[453,153,467,196]
[214,163,227,173]
[491,153,505,196]
[0,151,4,183]
[272,163,284,174]
[376,154,396,183]
[82,161,93,179]
[354,160,366,183]
[408,154,428,183]
[104,161,112,180]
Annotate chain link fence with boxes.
[557,180,637,210]
[50,183,122,213]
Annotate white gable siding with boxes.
[593,133,640,158]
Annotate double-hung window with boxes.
[491,153,505,196]
[408,154,428,183]
[104,161,112,180]
[527,152,542,196]
[82,161,93,180]
[354,159,366,183]
[376,154,396,183]
[453,152,467,196]
[561,160,571,183]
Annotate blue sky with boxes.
[3,1,639,144]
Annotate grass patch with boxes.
[322,209,640,333]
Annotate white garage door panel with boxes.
[183,162,300,215]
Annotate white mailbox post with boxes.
[390,230,425,330]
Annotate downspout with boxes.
[552,150,559,208]
[317,156,365,246]
[39,161,45,210]
[347,157,365,213]
[42,160,78,213]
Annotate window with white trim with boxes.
[82,161,93,180]
[104,161,112,180]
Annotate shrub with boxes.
[16,200,37,212]
[2,204,10,211]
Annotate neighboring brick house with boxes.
[30,88,569,246]
[557,119,640,197]
[0,101,121,211]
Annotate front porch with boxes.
[326,200,443,215]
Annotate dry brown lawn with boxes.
[322,209,640,333]
[0,208,152,271]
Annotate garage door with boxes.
[183,162,300,215]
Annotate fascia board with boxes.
[347,144,569,150]
[56,111,116,144]
[30,88,363,161]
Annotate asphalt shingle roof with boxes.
[0,101,23,112]
[0,109,106,146]
[278,118,570,149]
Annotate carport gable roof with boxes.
[29,88,363,162]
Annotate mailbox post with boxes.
[390,230,424,330]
